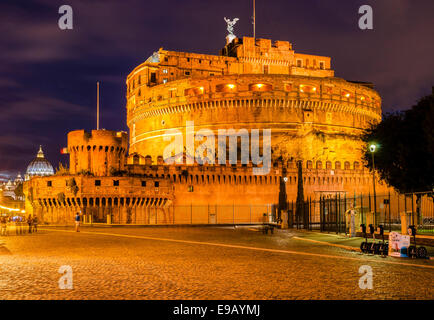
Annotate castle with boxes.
[23,37,390,225]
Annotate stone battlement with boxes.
[68,130,128,176]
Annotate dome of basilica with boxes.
[26,146,54,178]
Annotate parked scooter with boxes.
[360,224,369,253]
[366,224,377,254]
[374,225,388,256]
[407,225,427,259]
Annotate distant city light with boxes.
[0,204,21,212]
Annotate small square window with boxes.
[113,180,119,186]
[47,181,52,187]
[163,79,168,84]
[154,181,159,188]
[187,58,190,62]
[141,181,146,187]
[185,71,190,76]
[95,180,101,186]
[163,69,168,74]
[188,185,194,192]
[319,61,325,70]
[296,59,302,67]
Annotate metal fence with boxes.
[287,191,434,234]
[80,204,277,226]
[47,191,433,234]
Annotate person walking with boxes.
[32,216,38,233]
[0,217,6,236]
[75,212,80,232]
[27,214,32,233]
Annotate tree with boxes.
[56,162,69,175]
[361,92,434,193]
[295,160,305,226]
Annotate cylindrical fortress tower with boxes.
[126,37,381,169]
[68,130,128,176]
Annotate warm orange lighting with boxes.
[300,84,316,93]
[345,93,350,98]
[0,205,21,212]
[227,84,235,89]
[256,84,263,88]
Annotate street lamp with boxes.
[369,143,377,225]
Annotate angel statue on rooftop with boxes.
[224,17,239,42]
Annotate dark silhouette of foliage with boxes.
[361,92,434,193]
[67,178,79,196]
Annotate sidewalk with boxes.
[291,230,434,258]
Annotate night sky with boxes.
[0,0,433,179]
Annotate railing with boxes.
[76,204,276,226]
[287,191,434,234]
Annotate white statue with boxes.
[224,17,239,43]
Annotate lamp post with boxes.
[369,144,377,225]
[278,172,288,226]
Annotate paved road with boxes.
[0,226,433,300]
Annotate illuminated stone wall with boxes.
[126,37,381,174]
[23,157,391,225]
[68,130,128,176]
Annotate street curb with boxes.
[36,223,260,228]
[293,236,361,252]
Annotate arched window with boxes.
[184,87,204,96]
[248,83,272,92]
[299,84,317,94]
[216,83,237,93]
[284,84,292,92]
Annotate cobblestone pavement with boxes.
[0,226,433,300]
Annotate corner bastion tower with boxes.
[24,37,390,226]
[68,130,128,176]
